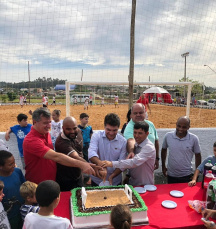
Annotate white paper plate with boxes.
[170,190,184,198]
[134,187,146,194]
[99,181,110,186]
[144,185,157,191]
[162,200,177,209]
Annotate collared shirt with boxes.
[88,130,127,185]
[162,130,201,177]
[23,127,56,184]
[124,119,159,144]
[112,138,156,186]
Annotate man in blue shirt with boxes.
[88,113,127,186]
[5,113,32,168]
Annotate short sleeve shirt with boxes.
[23,127,56,184]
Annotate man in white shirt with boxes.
[102,121,156,186]
[88,113,127,186]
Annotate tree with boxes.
[176,77,203,96]
[7,92,17,101]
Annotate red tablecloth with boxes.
[54,182,206,229]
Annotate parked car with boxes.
[197,100,207,106]
[207,99,216,107]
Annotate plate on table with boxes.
[162,200,177,209]
[170,190,184,198]
[99,181,111,186]
[144,185,157,191]
[134,187,146,194]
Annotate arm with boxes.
[69,150,86,163]
[44,149,95,175]
[154,140,159,170]
[126,138,135,158]
[147,103,151,114]
[108,169,122,185]
[195,153,201,168]
[89,156,104,166]
[5,128,12,141]
[188,169,200,187]
[161,148,167,176]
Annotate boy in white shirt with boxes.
[23,180,73,229]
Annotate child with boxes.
[110,204,132,229]
[20,181,39,221]
[51,95,56,105]
[78,113,93,162]
[19,95,24,108]
[42,95,47,107]
[73,96,77,106]
[0,180,11,228]
[188,141,216,187]
[23,96,27,105]
[114,94,119,108]
[0,150,25,229]
[50,110,63,148]
[5,113,32,168]
[84,97,89,110]
[23,180,73,229]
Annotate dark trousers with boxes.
[56,175,83,191]
[167,174,193,184]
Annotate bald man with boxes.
[161,116,202,184]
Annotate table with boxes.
[54,182,207,229]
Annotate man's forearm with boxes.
[195,153,201,168]
[161,148,167,168]
[126,139,135,154]
[155,140,159,158]
[89,156,102,166]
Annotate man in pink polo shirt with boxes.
[23,107,96,184]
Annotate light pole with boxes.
[204,65,216,74]
[181,52,189,98]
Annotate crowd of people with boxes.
[1,97,215,229]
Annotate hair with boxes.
[126,109,131,123]
[104,113,120,127]
[0,150,13,166]
[110,204,132,229]
[80,113,89,119]
[32,107,51,122]
[36,180,60,207]
[213,142,216,147]
[17,113,28,122]
[20,181,38,200]
[0,180,4,191]
[134,121,149,133]
[52,109,61,117]
[177,116,190,126]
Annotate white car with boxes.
[197,100,207,106]
[207,99,216,107]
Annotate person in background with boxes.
[5,113,32,168]
[51,95,56,105]
[50,110,63,148]
[84,97,89,110]
[89,95,93,106]
[23,96,27,105]
[19,95,24,108]
[20,181,39,221]
[136,93,151,119]
[110,204,132,229]
[114,94,119,108]
[0,150,25,229]
[188,141,216,187]
[44,94,49,107]
[22,180,73,229]
[101,96,105,107]
[42,95,47,108]
[0,180,11,229]
[121,109,131,135]
[161,116,201,184]
[73,96,77,106]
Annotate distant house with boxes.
[54,84,76,90]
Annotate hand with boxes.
[123,176,129,185]
[5,133,10,141]
[81,163,96,176]
[201,218,216,229]
[101,160,113,168]
[154,159,159,170]
[90,163,104,178]
[202,209,215,220]
[127,152,134,159]
[188,180,196,187]
[108,174,115,185]
[99,169,107,182]
[162,166,167,177]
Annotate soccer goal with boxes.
[65,81,200,117]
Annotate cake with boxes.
[70,185,148,228]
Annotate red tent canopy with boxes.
[144,93,172,104]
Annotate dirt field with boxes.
[0,103,216,131]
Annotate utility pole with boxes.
[181,52,189,98]
[128,0,136,109]
[28,61,31,104]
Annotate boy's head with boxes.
[0,150,15,174]
[133,121,149,145]
[17,113,28,127]
[0,180,5,202]
[20,181,38,204]
[80,113,89,125]
[36,180,60,207]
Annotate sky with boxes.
[1,0,216,86]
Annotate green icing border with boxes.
[71,185,148,217]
